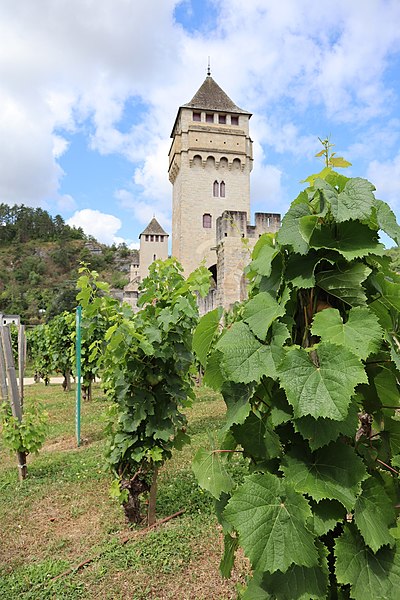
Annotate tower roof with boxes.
[170,74,251,137]
[182,75,251,115]
[139,217,168,237]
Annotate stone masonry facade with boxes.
[124,73,280,312]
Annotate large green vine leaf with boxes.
[224,473,318,574]
[216,322,270,384]
[335,525,400,600]
[281,442,368,510]
[311,307,383,360]
[330,178,375,223]
[277,193,313,254]
[261,543,329,600]
[383,417,400,456]
[231,411,281,460]
[371,272,400,312]
[312,178,338,213]
[374,367,400,407]
[243,292,286,341]
[354,476,396,552]
[220,533,239,578]
[294,402,359,451]
[192,448,234,499]
[242,571,272,600]
[375,199,400,245]
[193,306,222,367]
[309,221,385,261]
[277,342,367,420]
[223,382,253,428]
[203,350,225,391]
[217,321,289,384]
[285,250,330,289]
[250,241,280,277]
[315,262,371,306]
[308,499,346,537]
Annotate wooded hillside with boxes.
[0,204,135,324]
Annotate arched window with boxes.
[232,158,241,170]
[153,254,156,261]
[206,156,215,169]
[213,180,219,197]
[203,213,212,228]
[220,181,225,197]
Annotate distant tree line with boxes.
[0,203,86,244]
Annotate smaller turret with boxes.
[138,217,169,281]
[123,216,169,311]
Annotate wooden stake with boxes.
[0,325,26,480]
[0,326,22,421]
[0,335,8,401]
[147,466,159,526]
[18,325,25,409]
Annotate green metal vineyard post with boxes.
[75,305,82,447]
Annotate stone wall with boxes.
[215,210,281,309]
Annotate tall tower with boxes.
[168,72,253,276]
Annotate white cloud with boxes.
[67,208,122,245]
[367,153,400,209]
[1,0,400,228]
[133,139,171,202]
[56,194,77,213]
[0,0,183,208]
[347,120,400,163]
[252,163,285,215]
[52,134,69,159]
[114,186,171,236]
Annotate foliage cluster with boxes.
[27,323,53,384]
[26,312,75,389]
[0,400,48,454]
[194,168,400,598]
[0,203,85,244]
[77,259,210,522]
[75,271,117,401]
[0,217,136,324]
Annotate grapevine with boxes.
[78,259,210,524]
[193,156,400,598]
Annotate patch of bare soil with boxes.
[81,522,250,600]
[0,479,123,569]
[42,435,77,453]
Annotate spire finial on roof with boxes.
[207,56,211,77]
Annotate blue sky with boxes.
[1,0,400,248]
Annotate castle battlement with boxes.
[216,211,281,244]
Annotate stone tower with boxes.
[168,73,253,276]
[138,217,169,281]
[122,216,169,311]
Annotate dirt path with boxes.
[20,376,66,386]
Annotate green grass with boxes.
[0,382,249,599]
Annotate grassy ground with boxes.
[0,383,249,599]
